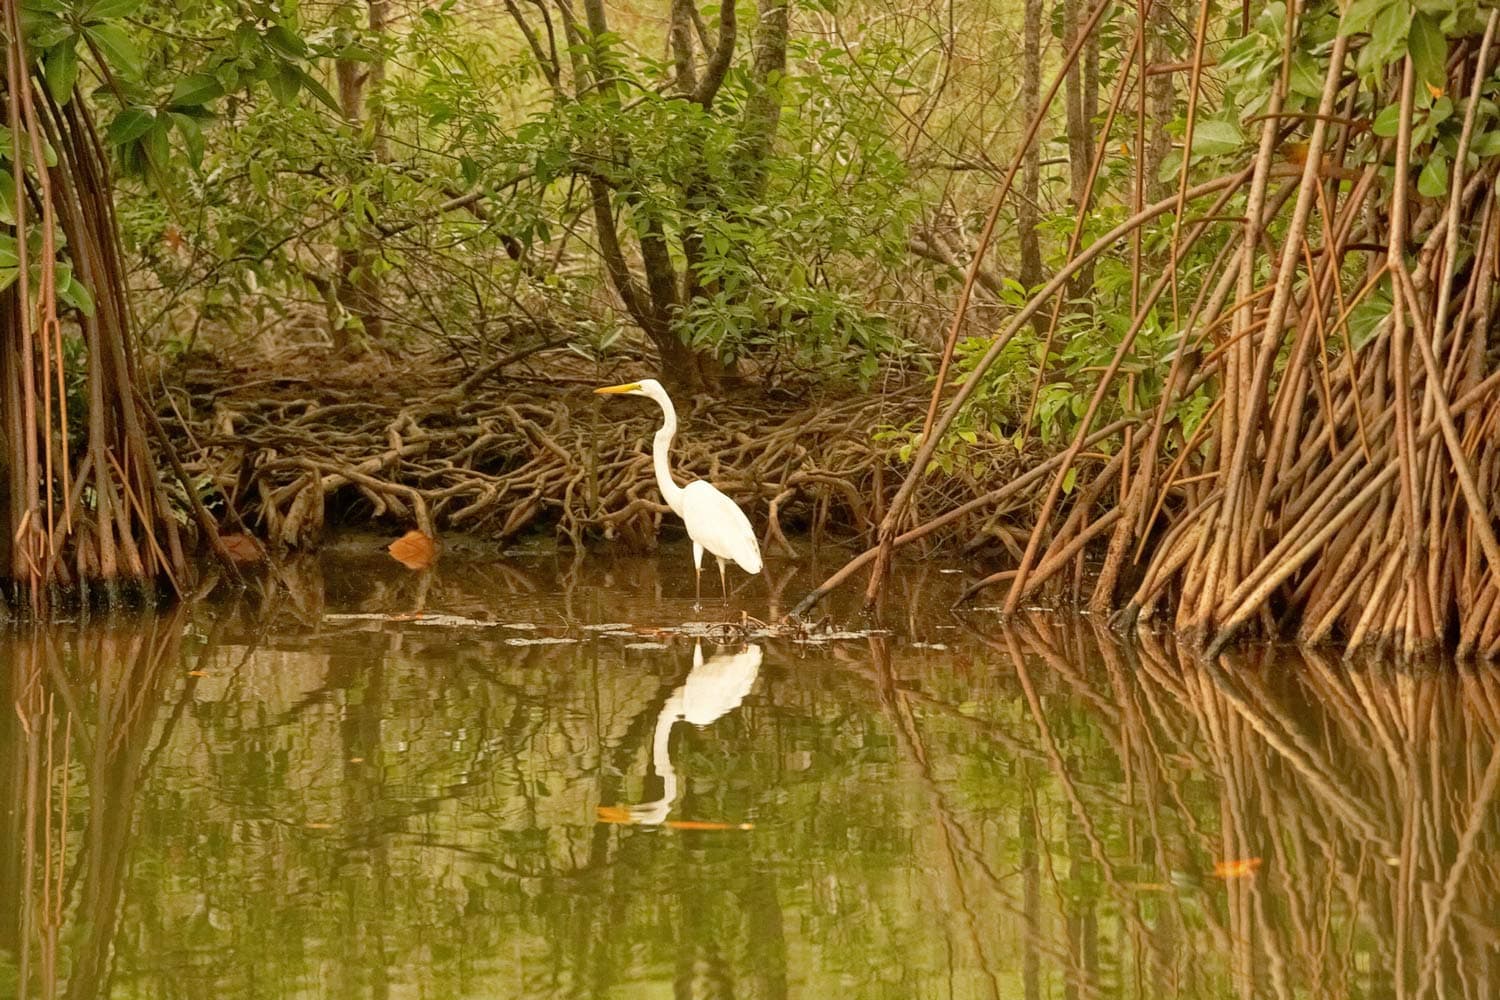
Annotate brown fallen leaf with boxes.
[387,530,438,570]
[219,533,265,564]
[1213,857,1263,879]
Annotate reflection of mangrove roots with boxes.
[162,356,1030,554]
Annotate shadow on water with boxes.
[1,544,1497,999]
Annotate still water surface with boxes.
[2,542,1498,999]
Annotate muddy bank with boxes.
[158,350,1040,562]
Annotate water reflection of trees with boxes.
[0,617,184,1000]
[960,620,1500,1000]
[4,597,1498,1000]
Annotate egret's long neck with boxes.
[652,693,681,806]
[650,392,685,515]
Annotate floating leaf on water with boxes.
[387,529,438,570]
[503,636,578,647]
[1213,858,1263,879]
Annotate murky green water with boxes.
[2,541,1498,999]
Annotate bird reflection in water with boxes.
[605,642,762,828]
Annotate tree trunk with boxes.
[1018,0,1045,334]
[334,0,387,351]
[1062,0,1097,300]
[736,0,790,199]
[1144,0,1175,202]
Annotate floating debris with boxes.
[595,805,752,831]
[503,636,578,647]
[324,612,502,628]
[794,629,882,643]
[580,622,637,632]
[1213,858,1263,879]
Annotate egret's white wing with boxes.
[681,480,763,573]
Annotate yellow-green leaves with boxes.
[43,42,78,104]
[82,21,142,77]
[1408,12,1448,91]
[1418,152,1449,198]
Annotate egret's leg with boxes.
[718,559,729,603]
[692,542,705,611]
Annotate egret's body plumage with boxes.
[595,378,763,605]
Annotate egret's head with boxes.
[594,377,663,399]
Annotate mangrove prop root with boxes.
[814,7,1500,658]
[161,356,1033,558]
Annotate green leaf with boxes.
[170,73,224,108]
[142,120,169,169]
[267,63,302,105]
[169,112,204,167]
[106,107,155,145]
[83,22,142,77]
[1340,0,1384,37]
[85,0,142,18]
[58,272,94,316]
[22,12,73,49]
[1418,153,1449,197]
[1372,103,1402,137]
[43,41,78,105]
[1190,119,1243,157]
[1368,0,1412,67]
[292,65,342,115]
[1468,129,1500,157]
[1408,12,1447,90]
[1289,52,1324,98]
[263,25,308,59]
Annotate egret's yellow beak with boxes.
[594,382,641,395]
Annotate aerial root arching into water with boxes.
[162,355,1035,558]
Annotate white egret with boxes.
[629,642,762,825]
[594,378,763,607]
